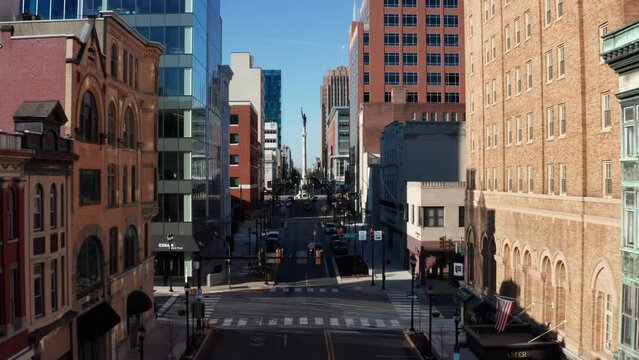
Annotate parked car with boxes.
[324,222,337,234]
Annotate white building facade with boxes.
[264,121,279,190]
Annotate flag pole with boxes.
[504,303,534,328]
[527,320,567,343]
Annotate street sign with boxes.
[358,230,367,241]
[196,288,202,300]
[453,262,464,277]
[374,231,383,241]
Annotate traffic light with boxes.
[439,236,446,249]
[338,227,344,240]
[314,249,323,265]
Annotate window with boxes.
[385,72,400,85]
[527,112,534,142]
[624,106,636,157]
[558,45,565,77]
[384,33,400,46]
[384,0,399,6]
[427,53,441,66]
[124,226,139,269]
[445,73,460,85]
[79,92,99,143]
[507,167,513,191]
[363,72,370,85]
[50,184,57,229]
[492,79,497,104]
[426,15,440,27]
[528,166,534,193]
[516,116,523,143]
[7,188,15,239]
[444,34,459,46]
[515,67,522,94]
[427,73,442,85]
[426,0,440,7]
[34,184,43,230]
[458,206,465,227]
[385,53,400,65]
[470,53,474,73]
[107,164,116,207]
[384,14,399,26]
[427,93,442,103]
[493,167,498,190]
[110,44,118,78]
[363,53,369,65]
[426,34,441,46]
[75,236,104,295]
[471,130,475,151]
[384,92,391,102]
[80,169,101,205]
[491,35,496,59]
[525,11,532,39]
[403,14,417,26]
[625,192,635,247]
[108,103,116,146]
[445,93,460,103]
[445,54,460,66]
[491,0,495,15]
[34,263,44,317]
[364,92,370,102]
[545,0,552,25]
[557,0,564,18]
[486,125,492,148]
[230,177,240,188]
[603,161,612,197]
[486,168,492,190]
[546,51,554,82]
[230,155,240,165]
[109,227,118,274]
[469,15,474,37]
[403,53,418,66]
[363,33,369,45]
[485,82,491,106]
[9,268,18,327]
[122,166,128,204]
[131,166,136,203]
[517,166,524,192]
[403,0,417,7]
[547,164,555,194]
[547,106,555,138]
[422,207,444,227]
[599,23,609,61]
[560,164,567,195]
[444,15,459,27]
[601,92,612,129]
[604,293,613,352]
[403,33,418,46]
[407,92,418,103]
[505,25,511,51]
[444,0,458,8]
[123,107,136,149]
[230,133,239,144]
[507,119,512,145]
[506,72,512,98]
[484,0,489,21]
[526,61,533,90]
[514,18,521,46]
[493,123,499,146]
[485,40,490,64]
[50,259,58,311]
[559,103,567,136]
[60,185,64,226]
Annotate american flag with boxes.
[495,296,514,332]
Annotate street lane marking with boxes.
[209,318,218,325]
[295,288,302,293]
[269,288,276,292]
[222,318,233,326]
[319,288,327,293]
[308,288,314,292]
[315,317,324,325]
[283,287,290,292]
[268,319,277,326]
[300,317,308,325]
[330,318,339,326]
[345,318,354,326]
[238,319,247,326]
[390,320,401,327]
[284,317,293,325]
[324,330,336,360]
[331,288,338,293]
[360,318,370,327]
[375,319,386,328]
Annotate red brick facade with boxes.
[230,103,260,216]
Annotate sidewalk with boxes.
[338,239,478,360]
[125,310,186,360]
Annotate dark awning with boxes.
[127,290,152,315]
[77,302,121,341]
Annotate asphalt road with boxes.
[195,199,417,360]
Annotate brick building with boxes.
[320,66,349,177]
[0,12,162,359]
[230,102,260,219]
[463,1,638,358]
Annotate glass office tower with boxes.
[21,0,231,279]
[264,69,281,146]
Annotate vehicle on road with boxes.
[304,202,313,210]
[324,222,337,234]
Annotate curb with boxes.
[403,331,426,360]
[331,257,342,284]
[190,327,215,360]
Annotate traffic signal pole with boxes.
[370,229,375,286]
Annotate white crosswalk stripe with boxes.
[375,319,385,328]
[284,317,293,325]
[307,288,314,293]
[390,320,401,327]
[222,318,233,327]
[360,318,370,327]
[315,317,324,325]
[330,318,339,326]
[268,287,339,293]
[238,319,247,326]
[295,288,302,293]
[206,316,398,329]
[331,288,339,293]
[345,318,355,326]
[319,288,327,293]
[300,317,308,325]
[268,319,277,326]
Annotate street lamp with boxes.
[137,324,146,360]
[427,286,434,354]
[167,233,174,292]
[409,255,417,332]
[454,310,461,360]
[184,283,191,354]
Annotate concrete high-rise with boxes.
[464,1,638,357]
[264,69,282,146]
[320,66,349,177]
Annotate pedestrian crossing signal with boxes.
[314,249,323,265]
[275,248,283,264]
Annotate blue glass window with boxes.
[384,33,400,46]
[403,33,418,46]
[364,53,370,65]
[83,0,101,16]
[51,0,64,19]
[385,53,400,65]
[38,0,50,18]
[403,53,418,66]
[65,0,77,18]
[384,14,400,26]
[364,72,370,85]
[445,92,460,103]
[364,33,370,45]
[444,15,459,27]
[426,0,440,8]
[403,0,417,7]
[426,53,442,66]
[384,73,400,85]
[427,92,442,103]
[403,72,418,86]
[444,34,459,46]
[445,53,460,66]
[23,0,37,14]
[445,73,460,85]
[384,0,399,7]
[403,14,417,26]
[426,15,440,27]
[407,92,418,102]
[427,73,442,85]
[426,34,441,46]
[444,0,458,8]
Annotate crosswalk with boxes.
[206,316,402,329]
[200,294,221,320]
[268,286,339,293]
[387,293,456,331]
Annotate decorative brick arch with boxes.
[552,251,570,290]
[589,258,616,297]
[76,74,106,135]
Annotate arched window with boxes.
[76,236,104,296]
[34,184,43,230]
[108,103,116,146]
[80,92,99,143]
[123,107,135,149]
[60,185,64,226]
[110,44,118,79]
[50,184,57,229]
[124,226,139,269]
[7,187,15,239]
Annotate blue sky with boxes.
[221,0,354,169]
